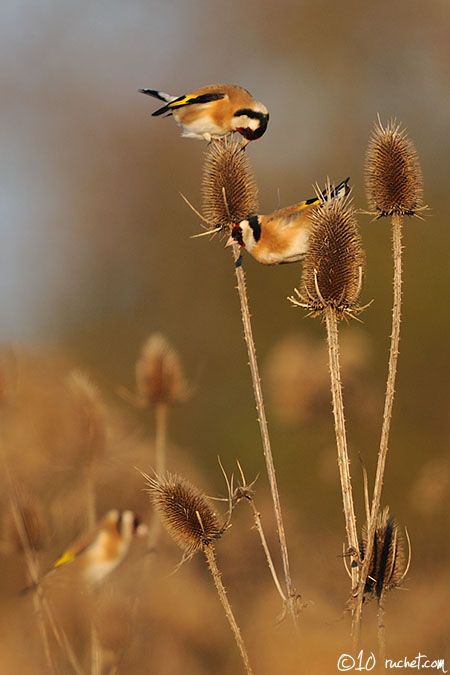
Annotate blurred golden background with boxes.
[1,0,449,672]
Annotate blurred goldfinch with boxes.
[22,510,147,592]
[227,178,351,265]
[139,83,269,144]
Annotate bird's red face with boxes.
[231,224,245,247]
[233,108,269,142]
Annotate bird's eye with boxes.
[133,515,141,531]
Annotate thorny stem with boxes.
[1,453,83,675]
[203,544,253,674]
[147,403,169,548]
[246,498,287,604]
[377,594,387,663]
[324,308,360,596]
[231,242,298,626]
[353,214,403,647]
[155,402,168,477]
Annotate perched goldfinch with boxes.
[22,510,147,592]
[139,83,269,144]
[227,178,351,265]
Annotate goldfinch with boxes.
[139,83,269,144]
[227,178,351,265]
[22,510,147,592]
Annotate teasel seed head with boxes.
[201,139,259,231]
[289,190,365,318]
[365,118,423,217]
[360,506,409,602]
[145,472,223,556]
[136,333,186,407]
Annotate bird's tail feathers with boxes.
[139,89,180,116]
[321,177,351,201]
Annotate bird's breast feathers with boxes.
[256,224,310,264]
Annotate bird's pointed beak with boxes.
[225,234,235,248]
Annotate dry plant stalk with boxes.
[1,453,84,675]
[136,333,186,477]
[145,472,253,674]
[137,334,187,549]
[289,189,364,599]
[201,139,298,626]
[354,119,424,644]
[231,462,287,606]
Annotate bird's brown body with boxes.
[228,178,351,265]
[139,83,269,142]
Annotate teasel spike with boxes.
[200,138,298,625]
[289,183,365,600]
[360,507,408,602]
[289,187,365,318]
[144,472,224,557]
[136,333,187,408]
[360,506,410,662]
[144,471,253,673]
[365,117,424,218]
[354,119,424,647]
[201,138,259,231]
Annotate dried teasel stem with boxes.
[378,593,387,663]
[355,120,424,646]
[200,139,298,626]
[203,544,254,675]
[137,335,186,546]
[289,190,364,622]
[229,461,287,606]
[232,242,298,625]
[1,453,83,675]
[136,334,186,476]
[325,306,360,590]
[144,472,253,674]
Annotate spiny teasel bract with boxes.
[289,191,365,317]
[136,333,186,407]
[145,472,224,556]
[202,139,259,231]
[360,507,407,602]
[365,118,423,217]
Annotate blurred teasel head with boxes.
[360,507,409,602]
[201,139,259,231]
[136,333,186,407]
[365,118,423,217]
[145,472,223,556]
[289,188,365,318]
